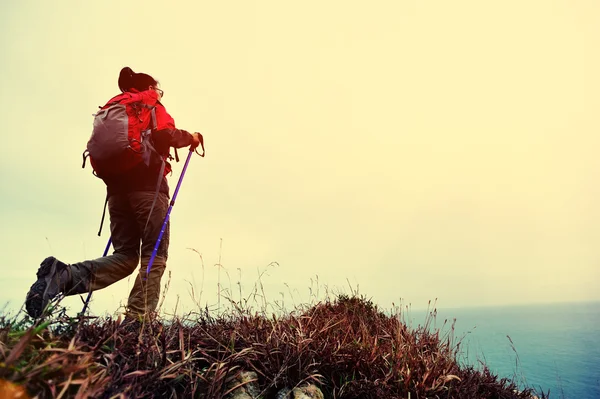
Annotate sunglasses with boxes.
[154,87,164,98]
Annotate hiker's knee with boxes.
[111,251,140,271]
[123,253,141,269]
[70,253,141,293]
[141,256,167,275]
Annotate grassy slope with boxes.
[0,295,547,398]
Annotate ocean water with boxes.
[427,301,600,399]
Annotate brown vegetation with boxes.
[0,295,547,398]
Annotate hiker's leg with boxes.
[125,191,170,318]
[65,194,141,295]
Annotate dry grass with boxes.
[0,294,548,398]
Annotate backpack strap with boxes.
[97,195,109,237]
[144,159,166,233]
[150,104,157,129]
[82,150,90,169]
[142,106,166,233]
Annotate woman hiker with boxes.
[25,67,202,325]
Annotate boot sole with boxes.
[25,257,60,318]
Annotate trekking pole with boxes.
[145,148,195,279]
[79,237,112,316]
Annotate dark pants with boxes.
[66,191,170,318]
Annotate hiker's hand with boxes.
[190,133,202,150]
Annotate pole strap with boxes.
[195,134,205,157]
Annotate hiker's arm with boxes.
[152,104,200,150]
[152,128,194,150]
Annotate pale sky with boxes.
[0,1,598,316]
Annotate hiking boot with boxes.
[25,256,70,318]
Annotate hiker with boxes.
[25,67,202,323]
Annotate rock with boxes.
[225,372,324,399]
[292,384,324,399]
[276,387,292,399]
[277,384,324,399]
[226,371,260,399]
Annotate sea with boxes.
[416,301,600,399]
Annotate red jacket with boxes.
[101,90,193,197]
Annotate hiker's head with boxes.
[118,67,162,99]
